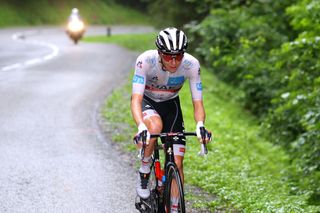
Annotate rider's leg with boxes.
[173,148,185,183]
[143,115,163,157]
[138,116,162,173]
[136,114,162,199]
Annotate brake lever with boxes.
[138,130,147,160]
[198,127,208,156]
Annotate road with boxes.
[0,25,154,213]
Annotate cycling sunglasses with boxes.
[160,52,184,62]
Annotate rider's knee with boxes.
[145,118,162,133]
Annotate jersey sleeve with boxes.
[132,53,148,95]
[187,59,203,101]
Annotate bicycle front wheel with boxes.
[165,163,185,213]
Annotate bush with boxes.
[187,0,320,205]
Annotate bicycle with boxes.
[135,128,209,213]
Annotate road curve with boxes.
[0,25,154,213]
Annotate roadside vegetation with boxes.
[84,33,319,212]
[122,0,320,210]
[0,0,150,27]
[3,0,318,211]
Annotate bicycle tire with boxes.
[165,163,186,213]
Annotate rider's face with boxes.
[159,52,184,73]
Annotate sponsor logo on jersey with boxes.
[179,147,185,153]
[182,60,192,69]
[196,82,203,91]
[198,68,201,75]
[167,76,185,86]
[133,75,145,84]
[151,76,158,82]
[146,57,157,67]
[136,61,142,68]
[146,84,182,92]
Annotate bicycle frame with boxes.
[135,131,208,213]
[152,132,203,213]
[151,132,198,189]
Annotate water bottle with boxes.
[162,175,166,184]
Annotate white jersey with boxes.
[132,50,203,102]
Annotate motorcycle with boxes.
[66,18,85,44]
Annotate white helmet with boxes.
[72,8,79,14]
[155,27,188,54]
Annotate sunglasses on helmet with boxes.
[159,52,184,62]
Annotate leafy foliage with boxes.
[265,0,320,201]
[141,0,208,28]
[184,0,320,204]
[186,4,290,115]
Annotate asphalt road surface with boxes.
[0,25,154,213]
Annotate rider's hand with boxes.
[196,121,212,144]
[133,123,150,148]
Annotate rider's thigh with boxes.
[144,115,163,134]
[143,115,162,156]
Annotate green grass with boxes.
[0,0,151,27]
[83,32,157,52]
[86,33,320,212]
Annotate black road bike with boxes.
[135,128,209,213]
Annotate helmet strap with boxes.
[158,50,168,71]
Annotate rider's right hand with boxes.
[133,123,150,148]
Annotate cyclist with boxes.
[131,27,212,212]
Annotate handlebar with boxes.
[150,132,197,138]
[135,131,208,156]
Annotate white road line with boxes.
[1,30,60,71]
[1,63,22,71]
[25,58,42,65]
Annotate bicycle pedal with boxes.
[135,201,147,212]
[135,196,151,212]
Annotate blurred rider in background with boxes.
[66,7,85,44]
[68,8,82,21]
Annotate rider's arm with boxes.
[187,58,212,143]
[193,99,206,124]
[131,52,148,126]
[187,58,205,124]
[131,94,144,126]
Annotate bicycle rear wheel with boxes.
[165,163,185,213]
